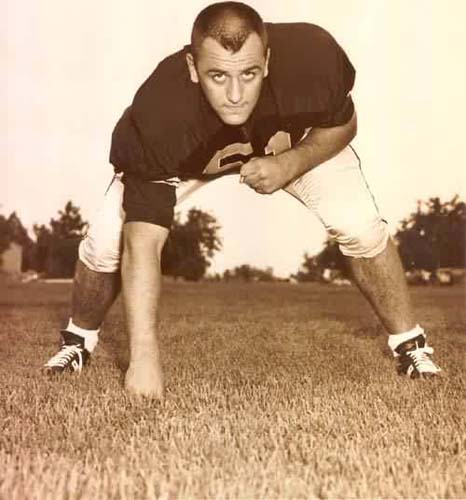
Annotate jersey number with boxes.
[201,131,292,176]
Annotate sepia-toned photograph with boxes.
[2,0,465,498]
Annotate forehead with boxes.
[195,33,266,71]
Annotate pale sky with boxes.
[3,0,466,277]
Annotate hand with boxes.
[239,156,291,194]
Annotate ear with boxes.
[186,53,199,83]
[264,48,271,78]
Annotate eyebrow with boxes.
[207,65,263,74]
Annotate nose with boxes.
[226,77,243,104]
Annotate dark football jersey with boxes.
[110,23,355,181]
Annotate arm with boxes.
[277,110,357,181]
[240,111,357,194]
[122,221,169,398]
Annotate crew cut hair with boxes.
[190,2,268,58]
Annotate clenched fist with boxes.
[239,156,291,194]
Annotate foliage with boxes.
[1,202,220,280]
[50,201,88,239]
[295,240,347,282]
[0,212,36,270]
[296,195,465,280]
[395,196,465,271]
[33,201,88,277]
[0,215,10,255]
[223,264,276,282]
[162,208,222,281]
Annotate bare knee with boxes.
[123,222,169,266]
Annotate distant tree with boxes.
[162,208,222,281]
[316,240,348,275]
[294,253,321,282]
[49,201,88,239]
[0,215,10,255]
[0,212,36,270]
[295,240,348,282]
[33,201,88,277]
[7,212,33,246]
[395,196,465,271]
[232,264,253,282]
[33,224,53,273]
[222,264,276,282]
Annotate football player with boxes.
[44,2,441,396]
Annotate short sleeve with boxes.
[266,23,356,128]
[109,47,204,180]
[109,107,146,175]
[316,44,356,128]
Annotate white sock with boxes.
[388,324,425,357]
[66,318,99,352]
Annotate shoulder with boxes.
[267,22,353,78]
[127,48,217,170]
[265,23,355,118]
[131,48,200,130]
[267,23,340,54]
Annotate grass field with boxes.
[1,279,465,499]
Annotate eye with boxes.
[242,71,257,81]
[212,73,226,83]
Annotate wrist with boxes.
[276,148,309,183]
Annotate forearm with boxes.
[122,222,168,356]
[122,221,168,398]
[278,111,357,181]
[122,253,162,346]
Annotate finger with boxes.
[243,174,262,188]
[239,173,258,185]
[239,158,260,177]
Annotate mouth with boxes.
[224,104,247,112]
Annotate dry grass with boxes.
[0,279,465,499]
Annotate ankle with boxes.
[388,324,425,356]
[66,318,100,352]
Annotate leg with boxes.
[346,237,414,334]
[122,222,168,398]
[72,174,126,329]
[71,260,120,330]
[120,177,213,396]
[284,146,441,377]
[69,172,206,331]
[285,146,413,335]
[44,175,125,373]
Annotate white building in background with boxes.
[0,242,23,275]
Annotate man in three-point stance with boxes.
[44,2,441,396]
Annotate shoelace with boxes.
[406,345,438,373]
[45,344,83,371]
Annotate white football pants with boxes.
[79,145,389,273]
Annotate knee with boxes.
[123,222,169,264]
[332,217,390,258]
[79,233,122,273]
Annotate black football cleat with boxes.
[43,331,90,374]
[395,334,441,378]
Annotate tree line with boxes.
[0,202,221,280]
[0,195,464,281]
[295,196,465,283]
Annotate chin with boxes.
[220,113,250,126]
